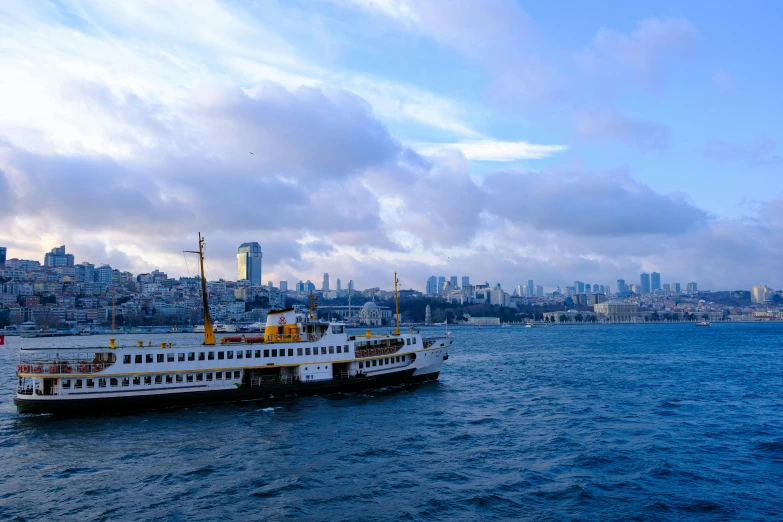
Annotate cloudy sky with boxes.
[1,0,782,292]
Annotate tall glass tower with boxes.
[237,242,262,285]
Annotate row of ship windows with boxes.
[60,371,243,389]
[122,346,352,365]
[358,356,405,368]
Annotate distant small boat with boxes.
[501,323,510,328]
[525,321,552,328]
[695,321,711,327]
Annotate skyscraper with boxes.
[348,280,354,292]
[237,242,262,285]
[336,278,341,292]
[574,281,585,293]
[535,285,544,297]
[279,281,288,292]
[527,279,534,296]
[0,246,5,265]
[426,276,438,295]
[640,273,651,294]
[322,273,330,292]
[673,283,681,294]
[687,282,698,294]
[462,276,470,288]
[437,276,446,295]
[44,245,74,267]
[450,276,458,290]
[617,279,626,294]
[651,272,661,292]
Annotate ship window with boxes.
[167,353,175,362]
[336,346,341,353]
[144,376,152,385]
[344,345,349,351]
[178,353,185,362]
[227,351,234,359]
[271,349,278,357]
[157,354,164,363]
[217,351,225,360]
[297,348,303,356]
[215,372,222,379]
[234,371,240,379]
[198,352,205,361]
[208,352,215,360]
[206,373,213,381]
[122,377,130,386]
[165,375,172,384]
[123,355,131,364]
[329,346,334,354]
[98,378,107,387]
[133,376,141,385]
[176,375,183,383]
[246,350,252,358]
[321,347,327,355]
[288,349,294,357]
[146,354,153,363]
[406,338,410,345]
[263,349,269,357]
[372,360,377,367]
[186,374,193,383]
[135,355,142,364]
[254,350,261,358]
[196,373,203,382]
[155,375,162,384]
[110,378,118,386]
[237,351,243,359]
[305,348,311,356]
[62,379,71,388]
[358,362,363,369]
[188,352,195,361]
[413,338,416,344]
[379,359,383,366]
[75,379,82,388]
[86,379,94,388]
[317,366,320,370]
[397,356,401,363]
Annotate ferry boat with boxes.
[695,321,711,327]
[13,234,451,414]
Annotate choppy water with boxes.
[1,324,783,520]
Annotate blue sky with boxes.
[0,0,781,291]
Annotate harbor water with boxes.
[1,324,782,520]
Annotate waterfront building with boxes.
[687,282,698,294]
[425,305,432,325]
[462,276,470,288]
[322,273,330,292]
[592,293,606,305]
[594,301,639,322]
[651,272,661,292]
[751,285,773,303]
[44,246,74,267]
[616,279,625,294]
[0,246,5,265]
[465,315,500,326]
[437,276,446,295]
[450,276,458,290]
[426,276,438,295]
[237,242,262,286]
[280,281,288,292]
[640,273,651,294]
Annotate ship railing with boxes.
[16,361,116,375]
[263,333,325,344]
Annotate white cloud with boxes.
[413,140,567,161]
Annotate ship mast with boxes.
[185,233,215,345]
[393,271,400,335]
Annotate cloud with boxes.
[578,17,698,86]
[412,140,568,161]
[703,136,781,168]
[575,108,671,150]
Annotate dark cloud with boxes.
[575,108,671,150]
[703,136,781,168]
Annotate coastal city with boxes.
[0,242,780,333]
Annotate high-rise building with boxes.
[279,281,288,292]
[437,276,446,295]
[585,283,592,295]
[687,282,698,294]
[617,279,626,294]
[336,278,341,292]
[462,276,470,288]
[450,276,458,290]
[527,279,534,296]
[76,262,95,283]
[322,273,330,292]
[268,281,274,288]
[751,285,773,303]
[651,272,661,292]
[0,246,6,265]
[44,245,74,267]
[630,284,642,294]
[515,285,524,296]
[306,280,315,291]
[348,280,354,292]
[574,281,585,293]
[97,264,113,284]
[605,285,610,295]
[640,273,651,294]
[237,242,262,286]
[536,285,544,297]
[426,276,438,295]
[296,281,305,292]
[662,283,671,293]
[673,283,681,294]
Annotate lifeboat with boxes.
[223,335,244,343]
[244,336,265,344]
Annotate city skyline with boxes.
[1,3,783,291]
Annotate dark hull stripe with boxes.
[15,369,440,415]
